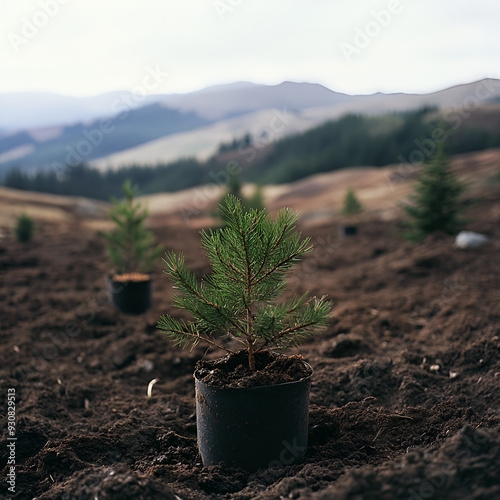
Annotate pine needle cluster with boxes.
[103,180,162,274]
[158,195,331,370]
[402,145,465,242]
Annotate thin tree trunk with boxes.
[248,348,256,371]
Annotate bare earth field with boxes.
[1,151,500,499]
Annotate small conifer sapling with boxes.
[103,180,162,277]
[402,144,465,242]
[157,195,331,371]
[342,187,364,216]
[15,213,34,243]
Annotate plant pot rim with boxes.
[108,273,152,283]
[194,360,313,391]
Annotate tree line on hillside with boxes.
[245,108,500,184]
[3,107,500,200]
[11,143,474,246]
[3,159,206,201]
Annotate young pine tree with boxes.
[342,188,364,216]
[402,144,465,242]
[158,195,331,371]
[103,180,162,275]
[15,213,34,243]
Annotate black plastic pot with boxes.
[195,365,312,471]
[108,275,152,315]
[338,224,358,237]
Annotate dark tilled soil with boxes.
[0,194,499,499]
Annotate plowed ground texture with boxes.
[1,193,499,499]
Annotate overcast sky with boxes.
[1,0,499,97]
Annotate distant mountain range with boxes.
[1,79,499,176]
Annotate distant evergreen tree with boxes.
[15,213,34,243]
[227,171,243,198]
[246,184,265,211]
[217,171,245,209]
[402,144,465,242]
[342,187,364,216]
[214,175,265,223]
[103,180,162,274]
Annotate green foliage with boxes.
[5,107,500,200]
[15,213,34,243]
[247,108,440,184]
[342,188,364,216]
[103,180,162,274]
[157,195,331,370]
[402,145,466,242]
[3,159,205,201]
[218,133,252,153]
[215,175,265,222]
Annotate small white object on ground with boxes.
[454,231,489,249]
[139,359,154,372]
[147,378,159,398]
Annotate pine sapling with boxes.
[342,187,364,216]
[15,213,34,243]
[103,180,162,276]
[402,144,465,242]
[157,195,331,371]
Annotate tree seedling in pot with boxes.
[104,180,162,314]
[339,187,363,237]
[158,194,331,371]
[157,195,331,470]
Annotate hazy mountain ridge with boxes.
[0,104,210,175]
[0,91,169,131]
[1,79,499,174]
[158,81,353,119]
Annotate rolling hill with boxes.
[1,79,499,175]
[1,147,499,233]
